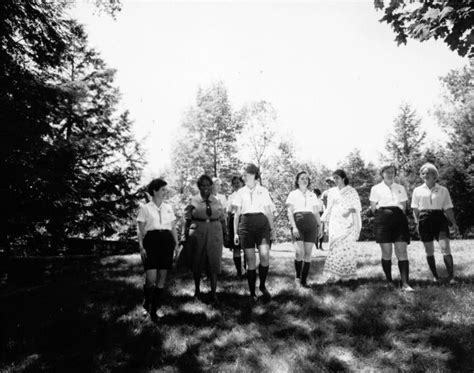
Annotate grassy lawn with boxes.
[2,240,474,372]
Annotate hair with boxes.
[313,188,322,197]
[244,163,260,181]
[197,174,213,188]
[231,175,244,185]
[380,163,398,177]
[147,178,167,196]
[420,162,439,179]
[295,171,311,188]
[333,169,349,186]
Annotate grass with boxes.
[1,240,474,372]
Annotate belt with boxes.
[243,213,264,216]
[420,209,443,212]
[379,206,401,210]
[193,218,219,222]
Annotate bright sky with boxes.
[70,0,468,178]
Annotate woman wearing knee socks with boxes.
[137,178,178,321]
[232,163,275,301]
[411,163,458,284]
[369,164,414,291]
[286,171,322,287]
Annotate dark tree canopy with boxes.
[375,0,474,58]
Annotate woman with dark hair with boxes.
[227,175,247,278]
[369,164,413,291]
[320,169,362,282]
[183,174,228,303]
[137,178,178,321]
[232,163,275,301]
[411,163,458,284]
[286,171,322,287]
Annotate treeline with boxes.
[166,63,474,241]
[1,1,143,255]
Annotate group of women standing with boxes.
[137,162,458,320]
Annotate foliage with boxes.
[1,1,142,252]
[374,0,474,57]
[171,82,242,196]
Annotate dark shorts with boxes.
[374,207,410,244]
[418,210,450,242]
[239,213,271,249]
[143,230,175,270]
[228,213,242,251]
[291,212,317,244]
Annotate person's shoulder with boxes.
[287,189,297,197]
[412,184,423,193]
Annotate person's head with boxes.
[197,174,213,198]
[242,163,260,186]
[231,175,244,191]
[212,177,222,194]
[325,177,335,187]
[420,162,439,184]
[295,171,310,189]
[148,178,167,199]
[313,188,322,197]
[380,163,397,183]
[332,169,349,187]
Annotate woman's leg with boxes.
[258,244,271,298]
[380,243,393,282]
[300,242,314,287]
[193,272,201,298]
[422,241,438,280]
[143,269,157,312]
[394,242,413,290]
[294,240,304,280]
[439,238,455,282]
[245,248,257,297]
[233,248,243,277]
[209,272,218,301]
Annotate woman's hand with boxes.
[270,229,276,242]
[292,227,300,240]
[139,246,147,264]
[317,226,323,239]
[234,234,240,246]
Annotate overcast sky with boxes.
[69,0,468,178]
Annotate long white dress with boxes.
[321,186,362,280]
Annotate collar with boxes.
[148,201,164,210]
[422,183,439,191]
[200,194,216,203]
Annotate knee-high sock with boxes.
[381,259,392,282]
[247,269,257,296]
[398,260,409,285]
[294,260,303,279]
[301,262,310,285]
[443,254,454,279]
[426,255,439,279]
[258,265,269,290]
[143,285,153,312]
[233,256,242,276]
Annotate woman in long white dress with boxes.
[321,169,362,282]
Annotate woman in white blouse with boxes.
[137,178,178,321]
[233,163,275,301]
[286,171,322,287]
[369,164,413,291]
[412,163,458,284]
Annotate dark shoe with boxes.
[259,285,271,302]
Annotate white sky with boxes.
[69,0,468,178]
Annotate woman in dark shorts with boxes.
[137,178,178,321]
[286,171,322,287]
[227,175,246,278]
[369,164,413,291]
[411,163,459,284]
[183,175,228,303]
[232,163,275,301]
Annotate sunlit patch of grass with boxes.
[2,240,474,372]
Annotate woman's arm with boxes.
[233,206,241,245]
[312,205,323,238]
[264,205,276,241]
[412,208,420,225]
[171,221,179,248]
[137,221,147,263]
[370,201,377,213]
[287,204,298,237]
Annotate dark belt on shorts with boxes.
[378,206,401,211]
[243,213,264,216]
[420,209,443,212]
[193,218,219,222]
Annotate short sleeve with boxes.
[285,191,295,206]
[232,191,242,209]
[369,186,377,203]
[262,188,273,208]
[137,204,147,223]
[351,188,362,211]
[411,188,420,209]
[399,186,408,202]
[442,188,454,210]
